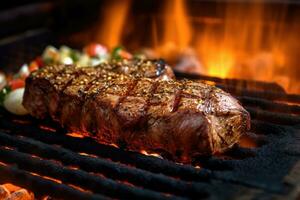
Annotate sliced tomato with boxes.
[9,79,25,90]
[29,61,39,72]
[84,43,107,57]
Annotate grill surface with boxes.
[0,31,300,200]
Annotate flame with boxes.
[162,0,299,93]
[238,134,258,148]
[65,0,300,93]
[1,183,34,200]
[202,80,216,86]
[67,184,91,193]
[67,132,85,138]
[109,143,119,148]
[39,125,56,132]
[204,49,234,78]
[194,1,289,84]
[95,0,132,49]
[93,0,300,93]
[79,152,98,158]
[29,172,62,184]
[161,0,191,50]
[0,161,8,166]
[140,150,162,158]
[2,183,21,193]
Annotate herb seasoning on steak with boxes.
[23,59,250,162]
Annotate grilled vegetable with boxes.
[4,88,28,115]
[2,43,149,116]
[9,79,25,90]
[111,46,132,60]
[18,64,30,78]
[42,46,60,64]
[84,43,107,57]
[0,86,11,106]
[0,73,6,90]
[29,61,39,72]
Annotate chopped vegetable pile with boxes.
[0,44,140,115]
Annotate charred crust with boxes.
[24,63,250,163]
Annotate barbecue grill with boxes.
[0,1,300,199]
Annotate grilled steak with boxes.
[23,60,250,162]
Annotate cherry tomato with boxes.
[111,46,132,60]
[119,50,133,60]
[84,43,107,57]
[29,61,39,72]
[9,79,25,90]
[35,56,44,67]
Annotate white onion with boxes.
[78,54,90,66]
[42,45,59,62]
[0,72,6,90]
[59,45,72,56]
[60,56,73,65]
[18,64,30,78]
[4,88,28,115]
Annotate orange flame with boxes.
[161,0,191,50]
[161,0,299,93]
[95,0,132,49]
[67,132,85,138]
[140,150,162,158]
[1,183,34,200]
[238,134,258,148]
[71,0,300,93]
[29,172,62,184]
[39,125,56,132]
[195,1,288,84]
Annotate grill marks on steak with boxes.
[26,59,174,119]
[23,61,250,162]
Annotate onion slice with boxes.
[4,88,28,115]
[0,72,6,90]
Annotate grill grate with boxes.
[0,32,300,200]
[0,91,299,199]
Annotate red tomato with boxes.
[119,50,133,60]
[84,43,107,57]
[29,61,39,72]
[35,56,44,67]
[9,79,25,90]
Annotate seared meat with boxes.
[23,60,250,162]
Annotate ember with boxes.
[140,150,163,159]
[0,183,34,200]
[66,132,85,138]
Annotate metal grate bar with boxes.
[238,96,300,115]
[216,84,300,104]
[246,107,300,126]
[250,120,292,135]
[0,164,106,200]
[0,146,180,200]
[0,116,211,182]
[0,131,210,199]
[174,71,285,93]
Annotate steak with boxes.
[23,60,250,162]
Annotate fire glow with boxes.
[0,183,34,200]
[77,0,300,94]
